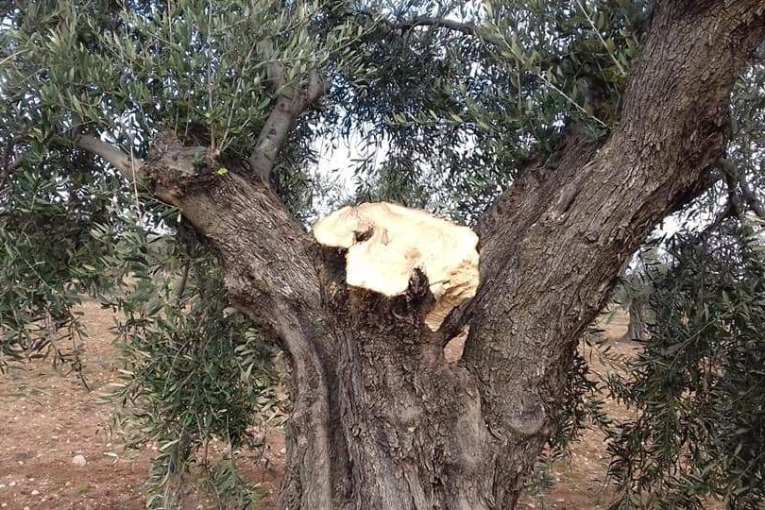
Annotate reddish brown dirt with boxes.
[0,304,153,510]
[1,303,639,509]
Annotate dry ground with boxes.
[1,302,638,509]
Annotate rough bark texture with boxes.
[626,300,650,342]
[466,4,765,505]
[109,2,765,509]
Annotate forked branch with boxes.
[249,47,326,183]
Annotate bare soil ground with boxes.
[0,302,638,509]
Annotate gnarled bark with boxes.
[464,3,765,504]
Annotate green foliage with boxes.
[606,226,765,509]
[2,0,650,222]
[95,218,282,509]
[2,0,765,508]
[547,345,612,456]
[4,0,367,154]
[310,1,649,222]
[204,457,263,510]
[0,152,122,378]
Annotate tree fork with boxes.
[68,2,765,508]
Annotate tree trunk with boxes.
[626,300,650,342]
[277,273,497,510]
[135,3,765,509]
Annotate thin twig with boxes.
[129,138,141,214]
[397,16,479,36]
[537,72,608,128]
[207,6,216,152]
[575,0,627,77]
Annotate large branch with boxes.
[136,135,334,508]
[74,135,144,180]
[464,3,765,504]
[249,95,303,183]
[74,133,332,484]
[71,131,322,313]
[128,133,324,324]
[249,71,325,183]
[71,132,332,471]
[72,130,322,322]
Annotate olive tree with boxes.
[2,1,765,508]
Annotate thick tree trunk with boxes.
[283,275,496,510]
[466,3,765,505]
[133,3,765,509]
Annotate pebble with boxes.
[72,455,87,466]
[31,490,39,496]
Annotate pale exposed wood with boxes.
[313,202,479,330]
